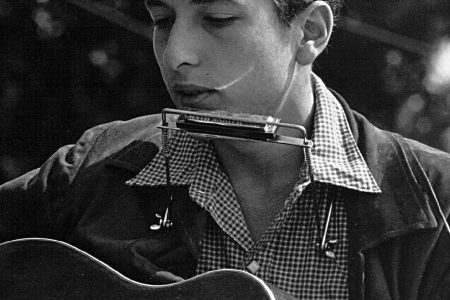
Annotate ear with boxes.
[292,1,334,66]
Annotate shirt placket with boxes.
[188,145,254,253]
[241,172,312,278]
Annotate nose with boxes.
[163,19,200,70]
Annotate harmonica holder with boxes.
[151,109,333,258]
[160,108,313,147]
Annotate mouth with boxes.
[172,84,217,109]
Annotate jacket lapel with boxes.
[331,90,438,250]
[332,90,439,300]
[348,127,437,251]
[106,140,160,173]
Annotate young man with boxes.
[1,0,450,299]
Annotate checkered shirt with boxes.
[127,74,381,299]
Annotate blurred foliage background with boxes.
[1,0,450,183]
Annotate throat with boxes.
[212,140,304,241]
[231,173,298,242]
[237,192,289,242]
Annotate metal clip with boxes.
[317,239,339,259]
[150,207,173,231]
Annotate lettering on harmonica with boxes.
[176,110,281,140]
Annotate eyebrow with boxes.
[145,0,241,8]
[191,0,239,4]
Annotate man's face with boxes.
[146,0,299,117]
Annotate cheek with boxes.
[250,53,290,92]
[153,46,164,70]
[222,72,282,114]
[153,33,169,68]
[235,58,291,114]
[153,42,172,90]
[219,39,289,93]
[236,34,291,86]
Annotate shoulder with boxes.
[377,128,450,207]
[0,114,164,199]
[55,114,161,176]
[81,113,163,148]
[351,110,449,195]
[406,138,450,161]
[404,138,450,183]
[72,114,163,167]
[351,108,450,167]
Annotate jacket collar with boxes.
[331,89,438,252]
[331,90,441,300]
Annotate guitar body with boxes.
[0,238,278,299]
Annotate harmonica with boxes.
[176,110,280,140]
[159,108,313,148]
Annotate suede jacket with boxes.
[1,93,450,300]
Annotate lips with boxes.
[172,83,217,109]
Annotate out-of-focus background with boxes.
[1,0,449,183]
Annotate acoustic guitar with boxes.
[0,238,296,299]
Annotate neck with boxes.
[215,140,305,241]
[214,141,304,192]
[214,97,314,199]
[211,72,315,241]
[214,72,315,185]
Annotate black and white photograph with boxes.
[1,0,450,299]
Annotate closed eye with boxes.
[204,14,238,27]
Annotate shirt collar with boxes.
[126,74,381,194]
[309,74,381,193]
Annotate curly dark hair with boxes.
[272,0,344,25]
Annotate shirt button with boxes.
[246,260,261,274]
